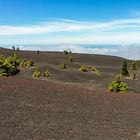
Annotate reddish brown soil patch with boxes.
[0,76,140,140]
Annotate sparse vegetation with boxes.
[0,51,20,76]
[29,60,35,67]
[32,68,41,78]
[21,59,28,68]
[130,61,137,80]
[121,60,129,76]
[0,71,8,76]
[21,59,35,68]
[41,70,51,77]
[91,66,100,75]
[91,66,97,72]
[59,62,67,69]
[79,65,88,72]
[16,47,20,51]
[108,75,128,93]
[131,61,137,71]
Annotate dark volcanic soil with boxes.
[0,47,140,93]
[0,48,140,140]
[0,76,140,140]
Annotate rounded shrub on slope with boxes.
[0,51,20,76]
[32,68,41,78]
[21,59,35,68]
[41,70,51,77]
[79,65,88,72]
[21,59,28,68]
[108,75,128,93]
[29,60,35,67]
[91,66,100,75]
[91,66,97,72]
[131,61,137,71]
[59,62,67,69]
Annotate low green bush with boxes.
[21,59,35,68]
[29,60,35,67]
[41,70,51,77]
[108,75,128,93]
[0,51,20,76]
[21,59,28,68]
[32,68,41,78]
[79,65,88,72]
[91,66,97,72]
[91,66,100,75]
[131,61,137,70]
[0,71,8,76]
[59,62,67,69]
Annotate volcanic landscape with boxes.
[0,47,140,140]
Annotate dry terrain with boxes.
[0,47,140,140]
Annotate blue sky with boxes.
[0,0,140,59]
[0,0,140,24]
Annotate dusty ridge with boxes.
[0,47,140,140]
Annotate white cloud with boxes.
[6,44,139,60]
[56,44,140,59]
[1,18,140,45]
[0,18,140,59]
[1,18,140,36]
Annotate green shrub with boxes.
[0,55,6,67]
[41,70,51,77]
[131,61,137,70]
[0,51,20,76]
[59,62,67,69]
[21,59,35,68]
[79,65,88,72]
[16,47,20,51]
[108,75,128,93]
[130,61,137,80]
[91,66,97,72]
[0,70,8,77]
[29,60,35,67]
[21,59,28,68]
[11,51,20,68]
[91,66,100,75]
[32,68,41,78]
[121,60,129,76]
